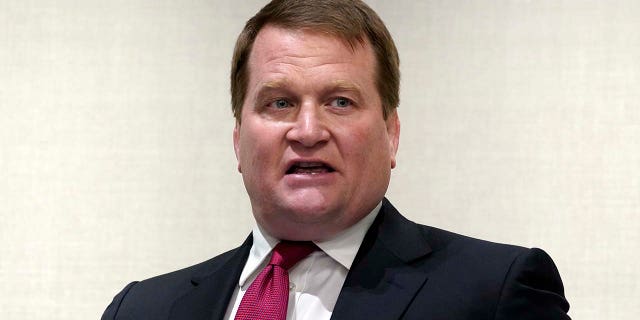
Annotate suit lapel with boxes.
[331,199,432,320]
[168,235,252,320]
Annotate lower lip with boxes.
[283,171,337,187]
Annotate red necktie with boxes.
[235,241,317,320]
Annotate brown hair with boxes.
[230,0,400,121]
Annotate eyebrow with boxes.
[253,79,364,104]
[260,79,290,91]
[326,80,363,96]
[252,80,293,107]
[323,80,365,104]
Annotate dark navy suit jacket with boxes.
[102,199,570,319]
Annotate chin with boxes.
[283,191,342,216]
[281,201,335,222]
[256,202,339,239]
[250,189,349,238]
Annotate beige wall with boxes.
[1,1,638,319]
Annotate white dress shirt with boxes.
[224,202,382,320]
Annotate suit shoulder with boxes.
[419,224,528,257]
[409,223,542,280]
[380,199,529,264]
[102,243,249,319]
[378,200,569,318]
[128,245,242,296]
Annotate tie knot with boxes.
[269,241,317,270]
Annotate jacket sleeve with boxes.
[101,281,139,320]
[494,248,571,320]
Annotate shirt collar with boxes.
[314,201,381,270]
[237,201,382,287]
[237,223,278,287]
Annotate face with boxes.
[233,25,400,241]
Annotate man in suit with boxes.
[102,0,571,319]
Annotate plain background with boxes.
[1,0,639,319]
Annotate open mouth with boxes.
[286,162,335,175]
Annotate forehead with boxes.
[246,25,377,88]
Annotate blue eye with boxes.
[331,97,351,108]
[270,99,290,109]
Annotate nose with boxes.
[285,102,330,147]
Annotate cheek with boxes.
[339,125,387,167]
[238,123,282,171]
[361,125,393,167]
[237,129,260,168]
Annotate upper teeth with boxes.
[297,162,323,168]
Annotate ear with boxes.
[385,110,400,169]
[233,122,242,173]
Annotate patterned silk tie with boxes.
[235,241,318,320]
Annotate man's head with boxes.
[231,0,400,121]
[232,0,400,241]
